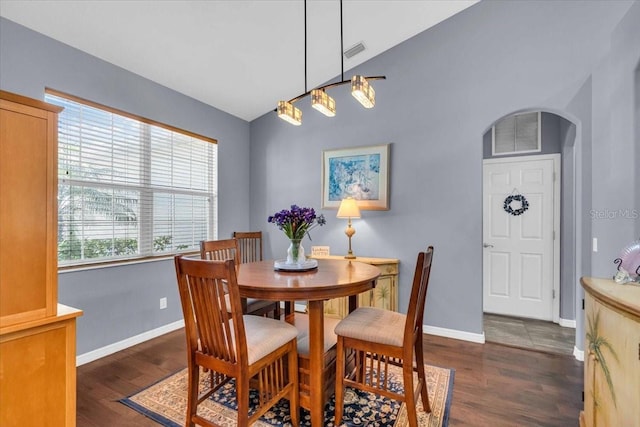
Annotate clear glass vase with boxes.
[286,238,305,265]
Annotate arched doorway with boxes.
[481,110,580,356]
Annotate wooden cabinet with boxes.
[310,255,399,319]
[1,305,82,426]
[0,90,61,327]
[580,277,640,427]
[0,90,82,427]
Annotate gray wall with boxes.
[581,2,640,349]
[560,120,577,321]
[249,0,637,345]
[568,77,594,351]
[0,17,252,354]
[590,2,639,277]
[1,0,638,356]
[637,65,640,239]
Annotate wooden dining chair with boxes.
[333,246,435,427]
[233,231,263,264]
[174,256,300,427]
[200,238,278,317]
[232,232,281,319]
[200,238,240,266]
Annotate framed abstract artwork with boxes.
[322,143,390,210]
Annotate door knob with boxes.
[483,243,494,248]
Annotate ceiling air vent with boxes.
[344,42,366,59]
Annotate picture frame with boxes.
[322,143,390,210]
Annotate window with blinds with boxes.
[45,91,218,266]
[492,111,541,156]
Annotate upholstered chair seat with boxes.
[174,257,299,427]
[242,315,298,364]
[334,307,406,347]
[334,247,435,427]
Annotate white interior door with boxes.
[483,155,559,321]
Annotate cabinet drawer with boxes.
[376,263,398,276]
[316,256,399,318]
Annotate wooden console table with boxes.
[310,255,399,318]
[580,277,640,427]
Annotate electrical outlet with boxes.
[592,238,598,252]
[159,297,167,309]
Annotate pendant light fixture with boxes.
[276,0,385,125]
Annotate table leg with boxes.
[307,300,325,427]
[348,294,358,313]
[284,301,295,323]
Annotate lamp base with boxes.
[344,254,356,259]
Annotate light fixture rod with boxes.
[340,0,344,82]
[304,0,308,93]
[275,0,386,120]
[315,76,386,93]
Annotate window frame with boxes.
[46,89,218,268]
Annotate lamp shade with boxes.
[336,197,361,219]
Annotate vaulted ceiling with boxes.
[0,0,478,121]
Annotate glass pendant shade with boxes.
[351,75,375,109]
[277,101,302,125]
[311,89,336,117]
[275,0,384,125]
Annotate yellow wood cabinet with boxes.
[0,91,82,427]
[0,305,82,426]
[0,90,61,327]
[310,255,399,319]
[580,277,640,427]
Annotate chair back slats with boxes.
[232,231,282,319]
[233,231,263,263]
[175,257,247,366]
[200,239,240,267]
[174,255,300,427]
[192,275,235,362]
[405,247,434,342]
[335,246,434,427]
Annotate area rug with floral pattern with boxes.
[120,363,454,427]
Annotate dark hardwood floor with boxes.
[76,328,583,426]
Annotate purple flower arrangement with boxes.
[268,205,326,240]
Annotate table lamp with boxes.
[336,197,361,259]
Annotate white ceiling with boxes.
[0,0,477,121]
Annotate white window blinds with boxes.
[46,91,218,266]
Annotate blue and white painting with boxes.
[328,153,381,201]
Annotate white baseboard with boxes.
[423,324,486,344]
[78,317,580,366]
[559,318,576,328]
[76,320,185,366]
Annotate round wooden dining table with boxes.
[236,258,380,426]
